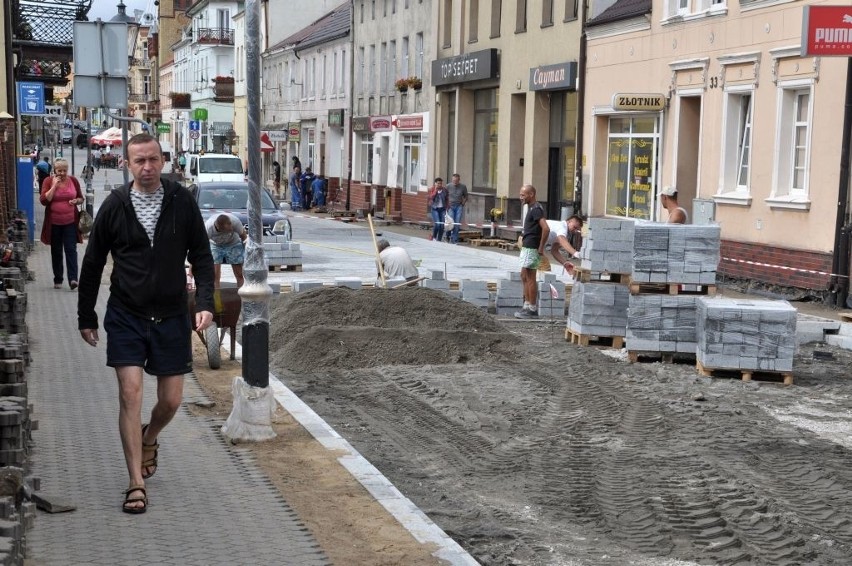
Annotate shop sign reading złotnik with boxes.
[431,49,499,87]
[802,6,852,56]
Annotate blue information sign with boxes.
[189,120,200,131]
[17,82,45,115]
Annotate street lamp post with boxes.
[110,1,139,187]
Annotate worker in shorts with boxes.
[515,184,550,319]
[547,214,584,273]
[205,213,247,288]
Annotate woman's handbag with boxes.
[77,205,93,235]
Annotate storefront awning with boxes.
[260,132,274,153]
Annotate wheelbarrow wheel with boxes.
[204,324,221,369]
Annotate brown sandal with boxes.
[122,485,147,514]
[141,424,159,479]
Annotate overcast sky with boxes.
[86,0,153,22]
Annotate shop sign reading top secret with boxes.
[612,93,667,112]
[431,49,499,87]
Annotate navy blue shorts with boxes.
[103,305,193,377]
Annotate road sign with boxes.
[189,120,200,131]
[17,82,45,115]
[189,131,200,140]
[73,21,129,109]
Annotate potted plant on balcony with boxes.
[213,75,235,84]
[395,78,409,92]
[408,76,423,90]
[169,92,191,109]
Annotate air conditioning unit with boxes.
[692,198,716,225]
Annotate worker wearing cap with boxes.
[660,186,689,224]
[546,215,584,272]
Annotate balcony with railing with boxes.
[196,27,234,46]
[129,92,151,103]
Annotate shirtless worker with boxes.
[660,186,689,224]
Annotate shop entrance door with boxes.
[547,147,561,219]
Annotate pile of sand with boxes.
[269,286,520,373]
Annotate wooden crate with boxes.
[565,328,624,348]
[627,350,696,364]
[696,360,793,386]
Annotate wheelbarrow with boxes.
[188,287,241,369]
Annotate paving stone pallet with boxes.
[628,350,697,364]
[572,267,629,284]
[564,328,624,348]
[269,264,303,272]
[628,282,717,296]
[696,359,794,386]
[469,238,505,247]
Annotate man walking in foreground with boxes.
[77,133,214,514]
[446,173,468,243]
[515,184,550,319]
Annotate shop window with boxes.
[772,85,812,200]
[403,134,423,193]
[473,89,499,191]
[605,116,660,220]
[401,37,410,77]
[719,90,753,196]
[360,136,374,183]
[416,33,424,78]
[491,0,502,38]
[307,129,316,169]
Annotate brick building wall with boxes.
[719,240,833,291]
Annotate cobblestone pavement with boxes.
[25,240,328,565]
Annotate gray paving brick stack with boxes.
[0,268,25,294]
[632,223,720,285]
[579,218,635,274]
[627,295,699,353]
[423,270,451,293]
[0,288,26,335]
[495,272,524,315]
[26,245,329,565]
[334,276,364,290]
[537,278,567,318]
[292,280,324,293]
[262,236,302,269]
[696,297,797,372]
[460,279,490,310]
[567,281,629,337]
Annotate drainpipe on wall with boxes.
[830,58,852,307]
[573,0,589,217]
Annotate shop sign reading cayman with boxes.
[801,6,852,56]
[529,62,578,91]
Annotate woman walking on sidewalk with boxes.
[39,158,84,290]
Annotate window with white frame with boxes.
[403,134,423,193]
[719,89,753,195]
[369,44,376,95]
[415,33,424,78]
[332,52,338,94]
[402,37,410,77]
[773,83,812,199]
[389,40,396,91]
[663,0,725,19]
[358,47,365,95]
[360,135,374,182]
[340,49,346,94]
[380,42,387,93]
[307,128,316,169]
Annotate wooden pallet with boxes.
[628,350,696,364]
[456,230,482,242]
[629,283,716,296]
[269,264,303,272]
[565,328,624,348]
[696,360,794,386]
[469,238,504,247]
[573,267,630,284]
[497,241,519,251]
[329,210,357,218]
[840,312,852,323]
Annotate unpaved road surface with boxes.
[259,286,852,565]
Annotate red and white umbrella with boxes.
[260,132,274,153]
[91,127,124,146]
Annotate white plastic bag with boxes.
[444,212,455,231]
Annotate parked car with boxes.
[61,129,73,144]
[186,153,244,185]
[193,181,292,239]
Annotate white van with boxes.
[186,153,244,185]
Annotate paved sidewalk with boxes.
[25,244,328,565]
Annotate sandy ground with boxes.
[188,284,852,565]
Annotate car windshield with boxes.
[198,158,243,174]
[198,187,276,210]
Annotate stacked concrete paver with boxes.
[568,281,630,337]
[626,224,721,357]
[460,279,489,310]
[536,273,566,318]
[495,272,524,316]
[263,235,302,269]
[579,218,635,274]
[697,297,797,372]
